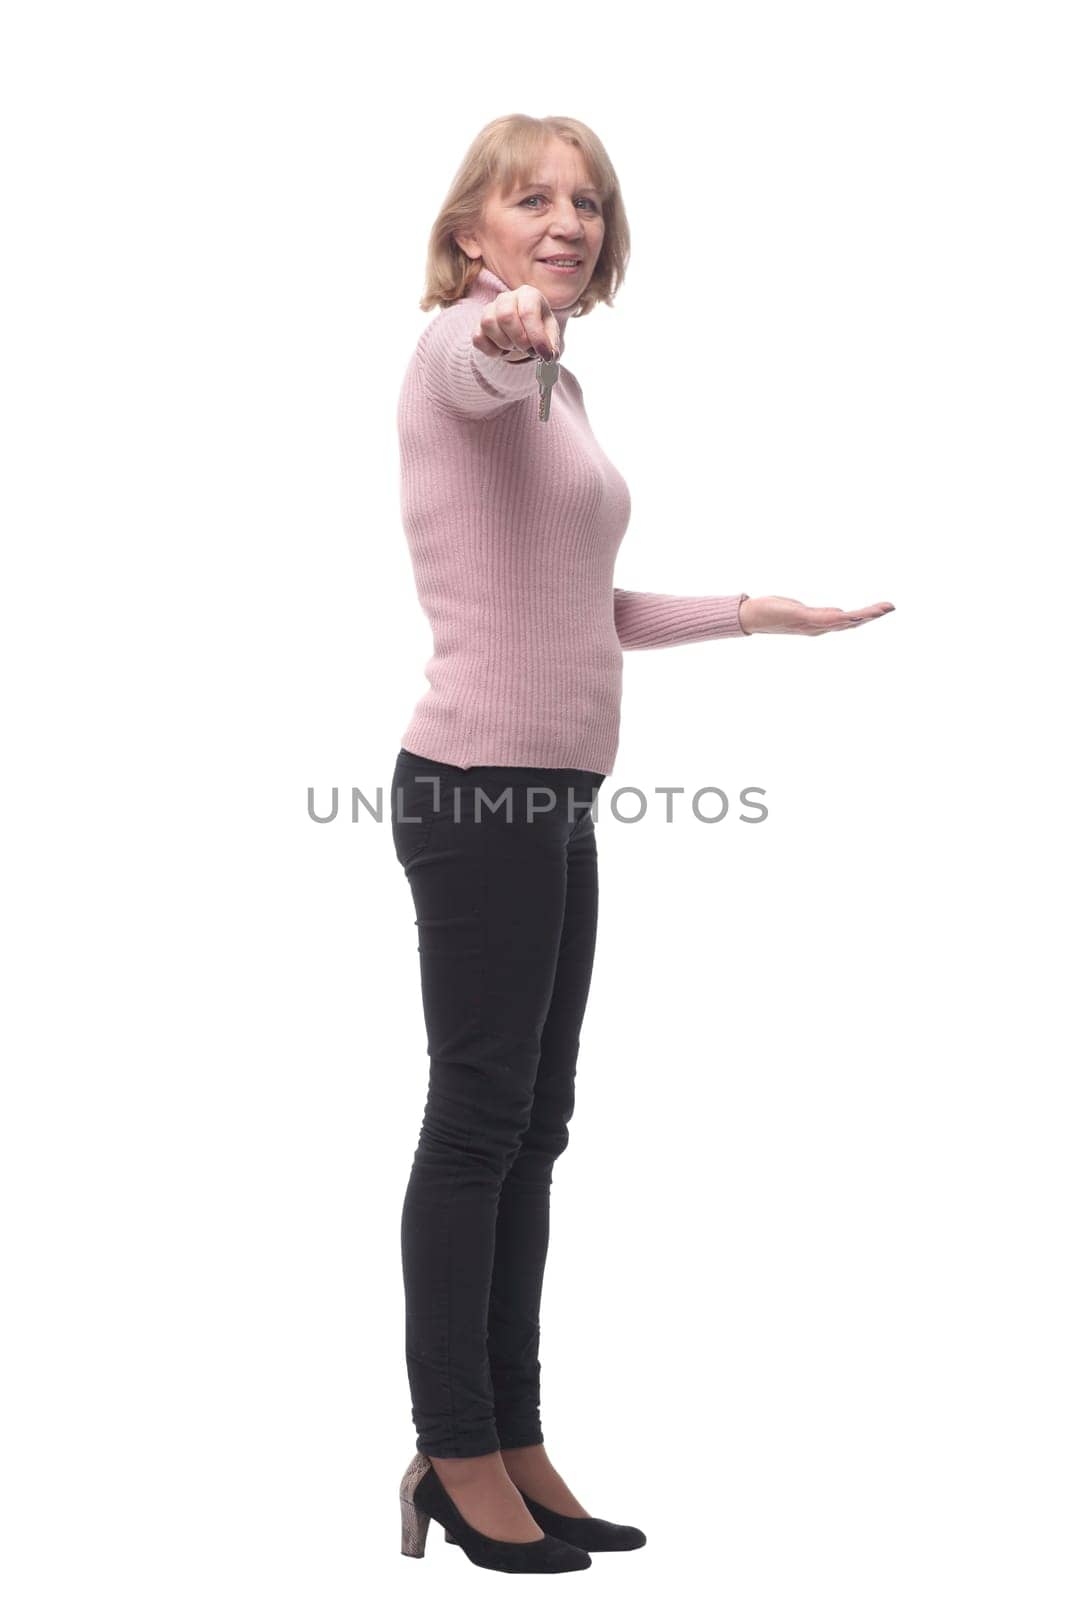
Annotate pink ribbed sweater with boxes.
[396,265,749,775]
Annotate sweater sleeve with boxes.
[613,588,750,650]
[416,302,543,420]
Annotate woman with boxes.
[393,114,894,1575]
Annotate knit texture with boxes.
[396,265,748,774]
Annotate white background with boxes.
[3,2,1064,1596]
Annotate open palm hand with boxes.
[738,596,895,636]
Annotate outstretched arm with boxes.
[613,587,750,650]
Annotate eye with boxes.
[520,193,599,212]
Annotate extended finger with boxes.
[821,602,895,630]
[844,602,895,622]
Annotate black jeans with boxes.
[390,747,606,1458]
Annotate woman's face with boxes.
[454,138,606,312]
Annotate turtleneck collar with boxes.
[468,265,578,344]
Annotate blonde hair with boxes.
[421,114,630,318]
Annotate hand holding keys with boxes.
[472,282,562,420]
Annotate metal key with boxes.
[535,354,559,421]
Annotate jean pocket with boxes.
[392,812,434,868]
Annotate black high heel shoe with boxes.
[445,1488,647,1553]
[399,1451,592,1573]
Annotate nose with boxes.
[546,201,586,239]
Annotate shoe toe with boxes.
[546,1535,593,1571]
